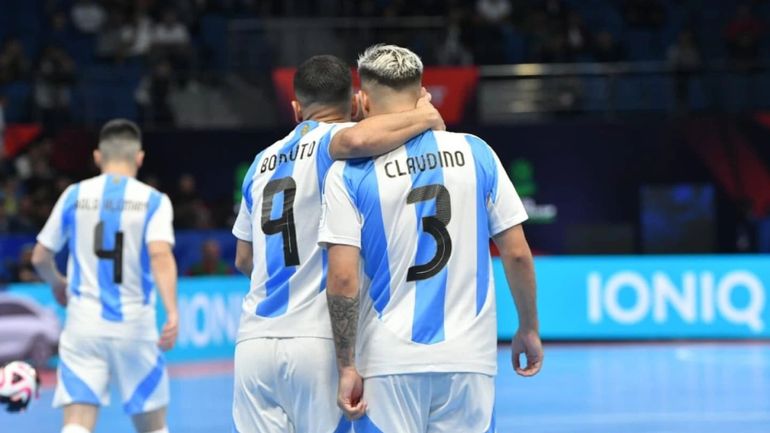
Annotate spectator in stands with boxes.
[474,0,513,64]
[565,11,590,60]
[437,8,474,65]
[70,0,107,34]
[0,38,30,85]
[135,60,175,126]
[97,9,130,60]
[725,4,763,68]
[668,30,701,112]
[8,197,37,233]
[34,46,76,128]
[121,6,154,57]
[48,11,74,47]
[9,245,42,282]
[0,200,9,233]
[151,8,194,80]
[188,239,232,276]
[174,173,201,228]
[593,31,625,62]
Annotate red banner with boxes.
[271,67,479,125]
[2,124,42,158]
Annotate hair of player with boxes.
[98,119,142,163]
[357,44,423,89]
[293,55,353,110]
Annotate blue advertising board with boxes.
[6,255,770,363]
[496,255,770,339]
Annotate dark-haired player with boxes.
[32,119,178,433]
[231,54,444,433]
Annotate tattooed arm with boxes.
[326,244,367,419]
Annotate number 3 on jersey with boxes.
[407,184,452,281]
[261,177,300,267]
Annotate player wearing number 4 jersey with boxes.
[231,55,444,433]
[32,120,178,433]
[320,45,544,433]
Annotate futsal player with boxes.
[231,54,444,433]
[320,44,544,432]
[32,120,178,433]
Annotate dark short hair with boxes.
[293,55,352,108]
[99,119,142,144]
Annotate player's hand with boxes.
[52,278,68,307]
[158,312,179,351]
[337,367,366,420]
[416,87,446,131]
[512,329,543,377]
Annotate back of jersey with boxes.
[37,174,175,341]
[320,130,528,377]
[233,120,344,342]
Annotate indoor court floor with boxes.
[3,343,769,433]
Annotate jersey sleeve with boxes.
[318,161,362,248]
[487,148,528,236]
[36,186,75,252]
[146,194,175,246]
[232,199,253,242]
[321,121,356,161]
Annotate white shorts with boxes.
[53,330,169,415]
[233,337,351,433]
[354,373,496,433]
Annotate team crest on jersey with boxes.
[300,124,311,137]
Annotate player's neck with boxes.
[303,106,349,124]
[101,162,137,178]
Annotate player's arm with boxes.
[319,162,367,419]
[482,139,543,377]
[329,89,445,160]
[326,244,366,420]
[149,240,178,351]
[31,244,67,307]
[234,240,253,277]
[32,185,74,307]
[492,225,542,377]
[146,194,178,351]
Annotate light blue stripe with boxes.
[316,127,335,198]
[333,415,352,433]
[61,185,81,297]
[353,414,384,433]
[467,135,494,314]
[344,161,391,315]
[98,175,128,322]
[123,354,166,414]
[316,128,335,293]
[59,360,100,405]
[140,191,162,304]
[407,132,447,345]
[257,121,318,317]
[242,150,264,214]
[484,405,497,433]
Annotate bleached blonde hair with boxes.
[357,44,423,89]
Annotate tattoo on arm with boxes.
[328,293,359,369]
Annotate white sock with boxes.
[62,424,91,433]
[144,428,169,433]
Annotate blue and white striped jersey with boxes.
[37,174,175,341]
[232,120,351,342]
[319,130,528,377]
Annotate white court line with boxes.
[497,411,770,425]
